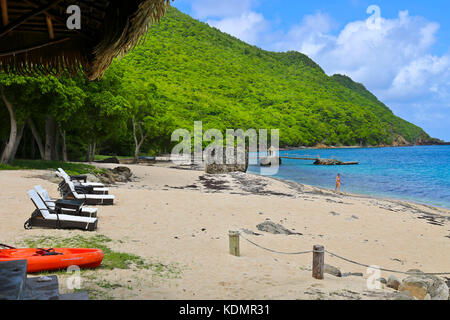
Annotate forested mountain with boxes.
[0,7,438,164]
[113,7,433,148]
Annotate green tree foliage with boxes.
[0,7,436,162]
[111,7,431,148]
[0,74,85,163]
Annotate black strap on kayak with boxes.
[0,243,16,249]
[35,248,63,256]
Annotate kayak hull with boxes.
[0,248,104,273]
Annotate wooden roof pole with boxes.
[1,0,8,26]
[0,36,70,57]
[0,0,63,38]
[45,15,54,39]
[24,0,94,41]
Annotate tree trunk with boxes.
[85,143,91,162]
[53,128,60,161]
[0,87,18,164]
[90,140,96,162]
[10,123,25,162]
[60,128,67,162]
[134,144,141,163]
[132,117,147,163]
[44,115,56,161]
[132,117,139,163]
[27,118,45,159]
[30,134,36,159]
[21,125,27,158]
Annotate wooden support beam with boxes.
[0,36,70,57]
[45,15,54,39]
[0,0,8,26]
[23,0,66,24]
[22,0,94,42]
[0,0,63,38]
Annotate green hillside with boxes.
[112,7,432,147]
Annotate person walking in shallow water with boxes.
[335,173,342,193]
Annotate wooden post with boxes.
[1,0,8,26]
[229,231,240,257]
[46,15,54,40]
[312,245,324,280]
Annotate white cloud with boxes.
[190,0,255,19]
[265,10,450,139]
[270,12,336,57]
[388,54,450,100]
[206,12,267,45]
[310,11,446,96]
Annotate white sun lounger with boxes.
[56,172,109,195]
[57,168,105,187]
[25,190,98,231]
[34,185,97,218]
[62,181,115,205]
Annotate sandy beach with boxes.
[0,163,449,300]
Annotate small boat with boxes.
[0,245,104,273]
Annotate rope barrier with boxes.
[236,231,450,276]
[238,232,311,255]
[325,250,450,276]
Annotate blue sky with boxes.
[173,0,450,141]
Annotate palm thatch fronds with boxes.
[0,0,172,80]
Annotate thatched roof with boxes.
[0,0,171,80]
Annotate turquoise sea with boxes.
[247,145,450,209]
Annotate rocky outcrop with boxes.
[94,157,120,164]
[98,166,133,184]
[85,173,101,183]
[256,221,302,235]
[392,135,410,147]
[398,271,449,300]
[313,158,339,165]
[387,275,401,290]
[324,264,342,277]
[341,272,363,277]
[205,148,248,174]
[377,277,387,284]
[260,157,281,167]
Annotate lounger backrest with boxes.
[66,181,83,199]
[58,168,70,179]
[55,171,65,181]
[27,190,51,219]
[34,185,52,202]
[58,171,71,184]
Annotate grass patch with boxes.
[20,235,181,277]
[94,155,131,161]
[0,159,107,176]
[20,235,182,300]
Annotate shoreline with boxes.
[246,171,450,217]
[259,172,450,211]
[253,144,450,211]
[279,144,450,151]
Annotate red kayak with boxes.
[0,247,104,273]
